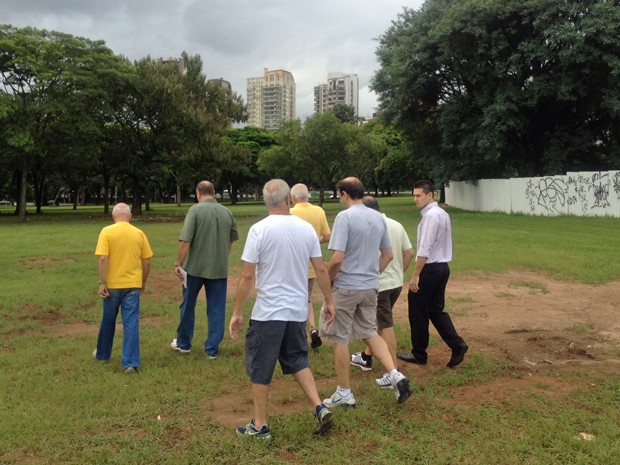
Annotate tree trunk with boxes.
[132,178,142,215]
[18,167,28,222]
[145,184,151,212]
[176,176,182,207]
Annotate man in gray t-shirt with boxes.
[320,177,412,408]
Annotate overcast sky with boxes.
[3,0,424,120]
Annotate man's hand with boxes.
[174,265,184,282]
[322,302,336,326]
[409,275,420,293]
[229,314,244,341]
[98,284,110,299]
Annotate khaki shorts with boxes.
[320,287,378,345]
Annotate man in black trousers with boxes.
[397,180,468,368]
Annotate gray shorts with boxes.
[320,287,378,345]
[245,320,309,385]
[376,286,402,330]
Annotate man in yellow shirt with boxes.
[290,184,330,348]
[94,203,153,372]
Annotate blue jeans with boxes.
[175,275,227,356]
[96,288,141,369]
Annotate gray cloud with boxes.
[2,0,422,118]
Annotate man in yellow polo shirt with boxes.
[94,203,153,373]
[290,183,330,348]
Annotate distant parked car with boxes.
[0,200,11,206]
[47,200,57,206]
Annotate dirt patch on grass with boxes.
[27,269,620,427]
[209,269,620,426]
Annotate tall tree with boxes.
[0,25,126,220]
[372,0,620,184]
[258,113,358,203]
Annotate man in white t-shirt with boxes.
[229,179,336,440]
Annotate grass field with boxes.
[1,198,619,464]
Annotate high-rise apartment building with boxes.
[314,72,359,118]
[207,78,232,91]
[246,68,296,130]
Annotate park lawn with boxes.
[0,198,619,464]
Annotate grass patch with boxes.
[1,198,620,464]
[508,280,550,294]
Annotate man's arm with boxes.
[229,261,256,340]
[379,247,393,274]
[175,240,190,280]
[409,256,428,293]
[402,248,415,273]
[141,258,151,292]
[319,233,331,244]
[311,256,335,325]
[327,250,344,282]
[97,255,109,298]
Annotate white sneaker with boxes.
[350,351,373,371]
[390,372,412,404]
[170,339,191,353]
[374,373,394,389]
[323,390,356,408]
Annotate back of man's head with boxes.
[112,203,131,222]
[362,195,380,212]
[196,180,215,196]
[336,177,365,200]
[291,183,309,203]
[263,179,290,208]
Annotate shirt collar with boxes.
[421,201,438,216]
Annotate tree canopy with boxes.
[0,25,247,219]
[372,0,620,184]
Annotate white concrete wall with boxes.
[445,170,620,217]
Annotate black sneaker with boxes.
[310,328,322,349]
[314,404,334,433]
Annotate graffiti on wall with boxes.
[525,171,619,214]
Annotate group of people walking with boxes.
[92,176,468,439]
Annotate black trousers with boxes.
[407,262,464,362]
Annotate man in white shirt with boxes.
[397,180,469,368]
[229,179,336,439]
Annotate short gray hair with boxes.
[112,203,131,216]
[291,183,309,201]
[263,179,290,208]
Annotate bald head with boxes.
[196,180,215,197]
[112,203,131,223]
[362,195,380,212]
[291,183,309,204]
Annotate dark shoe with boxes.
[397,352,427,365]
[314,404,334,433]
[236,418,271,439]
[447,343,469,368]
[310,328,322,349]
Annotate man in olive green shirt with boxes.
[171,181,239,358]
